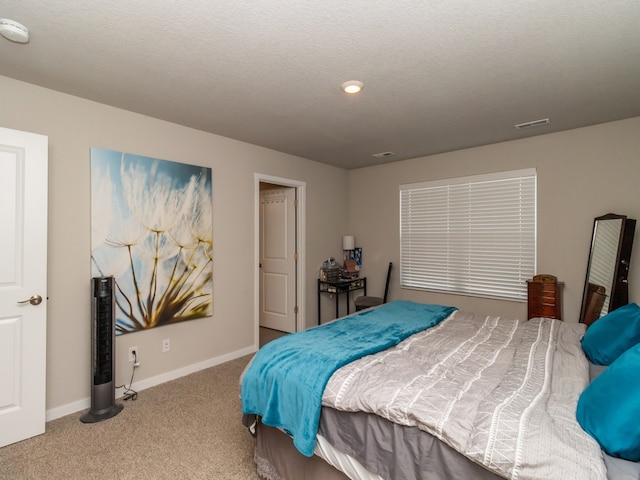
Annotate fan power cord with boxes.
[116,351,139,401]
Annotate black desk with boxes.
[317,277,366,324]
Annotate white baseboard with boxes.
[47,398,91,422]
[45,345,256,422]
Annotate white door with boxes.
[0,127,48,447]
[259,187,297,332]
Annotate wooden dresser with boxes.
[527,274,564,320]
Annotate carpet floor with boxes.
[0,354,262,479]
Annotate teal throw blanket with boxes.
[241,300,456,456]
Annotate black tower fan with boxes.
[80,276,123,423]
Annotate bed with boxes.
[241,300,640,480]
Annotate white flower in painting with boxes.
[138,231,181,264]
[120,159,196,234]
[91,165,114,251]
[91,243,131,278]
[105,212,148,249]
[168,185,199,250]
[190,173,213,245]
[168,223,198,251]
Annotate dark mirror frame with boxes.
[579,213,636,325]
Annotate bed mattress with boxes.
[323,311,605,479]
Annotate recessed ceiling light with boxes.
[0,18,30,44]
[341,80,364,94]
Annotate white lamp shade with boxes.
[343,235,355,250]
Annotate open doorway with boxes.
[254,174,306,349]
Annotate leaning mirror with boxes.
[579,213,636,326]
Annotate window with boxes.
[399,169,536,301]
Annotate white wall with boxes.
[348,117,640,323]
[0,76,349,417]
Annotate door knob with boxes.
[17,295,43,306]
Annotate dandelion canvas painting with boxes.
[91,148,213,335]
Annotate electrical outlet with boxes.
[128,346,138,363]
[162,338,170,352]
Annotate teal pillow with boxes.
[581,302,640,365]
[576,343,640,461]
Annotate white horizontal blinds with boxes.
[400,169,536,301]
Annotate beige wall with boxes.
[348,117,640,322]
[3,72,638,418]
[0,76,349,416]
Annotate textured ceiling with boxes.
[1,1,639,169]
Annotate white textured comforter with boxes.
[322,311,607,480]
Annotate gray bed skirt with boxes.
[255,420,351,480]
[251,408,640,480]
[249,406,503,480]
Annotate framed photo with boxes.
[349,247,362,267]
[90,148,213,335]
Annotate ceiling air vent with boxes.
[372,151,396,158]
[515,118,550,130]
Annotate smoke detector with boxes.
[0,19,30,44]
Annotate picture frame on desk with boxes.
[349,248,362,267]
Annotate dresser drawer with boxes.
[529,303,559,318]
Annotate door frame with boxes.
[254,174,306,347]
